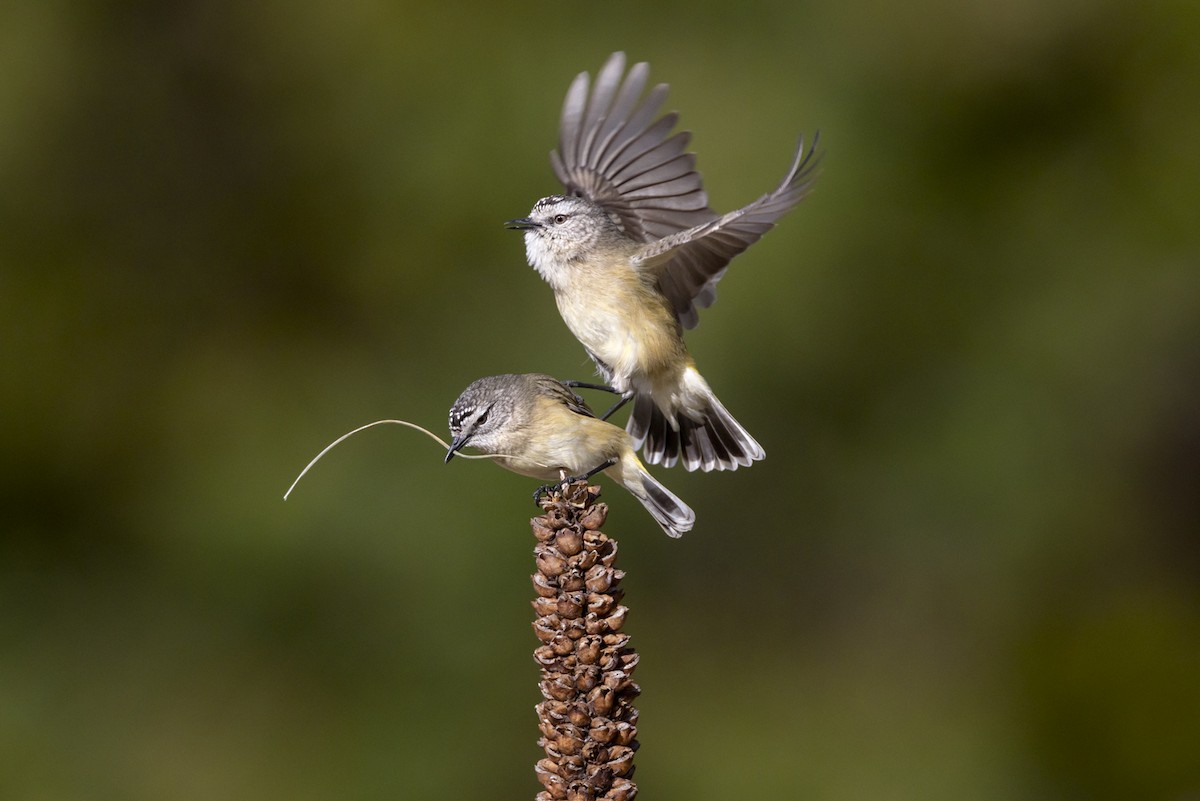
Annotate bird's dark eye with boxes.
[553,214,568,224]
[477,408,490,426]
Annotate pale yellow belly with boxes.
[555,282,686,390]
[494,416,627,482]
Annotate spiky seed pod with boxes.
[531,482,639,801]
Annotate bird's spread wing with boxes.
[551,52,820,330]
[551,52,716,246]
[632,136,821,327]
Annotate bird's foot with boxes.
[532,472,587,506]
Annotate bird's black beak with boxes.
[505,217,539,231]
[444,435,468,464]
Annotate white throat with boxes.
[524,231,569,291]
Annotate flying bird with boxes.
[508,51,820,472]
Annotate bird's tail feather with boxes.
[629,463,695,538]
[628,380,764,472]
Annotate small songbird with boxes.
[444,373,695,538]
[507,52,819,473]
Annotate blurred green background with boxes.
[3,1,1198,799]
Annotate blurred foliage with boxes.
[2,0,1199,799]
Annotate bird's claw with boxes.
[532,484,553,505]
[532,474,586,506]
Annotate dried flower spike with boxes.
[531,482,639,801]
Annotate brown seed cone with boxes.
[531,482,640,801]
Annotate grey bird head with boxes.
[444,375,524,462]
[505,195,631,288]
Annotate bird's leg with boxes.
[533,470,573,505]
[598,391,633,422]
[560,380,633,422]
[563,458,617,485]
[562,380,621,394]
[532,459,618,505]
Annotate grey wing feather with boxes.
[550,53,820,330]
[538,375,598,419]
[551,52,715,243]
[633,134,822,329]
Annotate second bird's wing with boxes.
[535,375,598,419]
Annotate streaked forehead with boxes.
[533,194,587,212]
[448,403,474,429]
[533,194,566,210]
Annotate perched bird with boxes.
[444,373,694,538]
[507,51,820,472]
